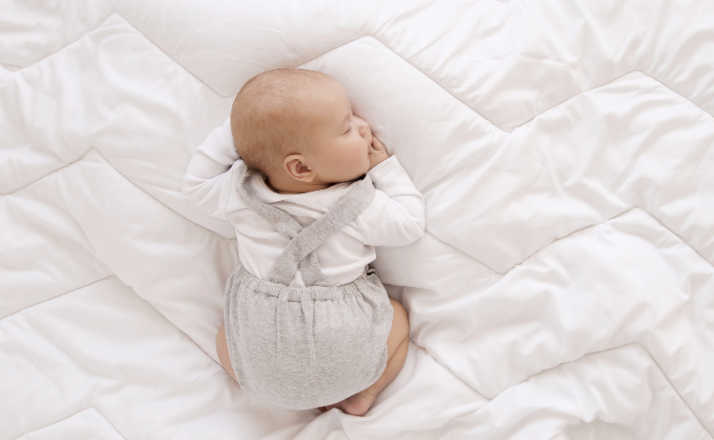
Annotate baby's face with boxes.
[298,78,373,184]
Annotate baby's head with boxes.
[230,68,374,193]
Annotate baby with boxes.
[182,68,425,416]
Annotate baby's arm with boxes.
[181,119,242,219]
[353,144,426,247]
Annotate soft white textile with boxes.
[2,1,713,439]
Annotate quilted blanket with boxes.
[2,1,713,439]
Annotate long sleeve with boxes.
[352,156,426,246]
[181,118,243,219]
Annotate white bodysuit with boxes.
[182,119,426,286]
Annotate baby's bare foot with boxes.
[338,391,377,416]
[318,390,377,417]
[318,403,338,413]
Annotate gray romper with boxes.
[223,166,394,410]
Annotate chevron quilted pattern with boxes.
[2,1,713,439]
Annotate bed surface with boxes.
[2,1,714,439]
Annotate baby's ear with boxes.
[283,154,313,182]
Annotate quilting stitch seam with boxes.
[638,342,714,438]
[299,35,714,132]
[13,407,128,440]
[1,12,115,74]
[1,275,113,322]
[493,343,714,438]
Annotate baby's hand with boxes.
[368,135,390,170]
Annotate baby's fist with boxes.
[368,135,390,170]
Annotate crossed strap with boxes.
[235,165,376,286]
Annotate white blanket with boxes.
[2,1,713,439]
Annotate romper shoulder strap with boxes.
[270,175,376,286]
[236,166,376,285]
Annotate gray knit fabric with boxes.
[223,167,394,410]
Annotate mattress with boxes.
[2,1,713,439]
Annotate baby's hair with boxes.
[231,67,331,176]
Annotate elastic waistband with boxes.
[230,266,379,302]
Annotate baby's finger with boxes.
[371,134,387,152]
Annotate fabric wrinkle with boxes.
[299,289,316,362]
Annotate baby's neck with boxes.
[265,174,333,194]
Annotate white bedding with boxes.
[2,1,713,439]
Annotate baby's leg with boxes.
[321,298,410,416]
[216,323,239,383]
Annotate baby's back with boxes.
[221,155,425,287]
[229,200,376,286]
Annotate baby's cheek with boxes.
[356,144,368,159]
[360,150,371,171]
